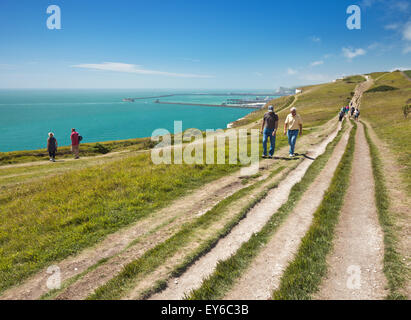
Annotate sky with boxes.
[0,0,410,89]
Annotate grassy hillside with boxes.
[403,70,411,79]
[361,71,411,192]
[283,79,356,127]
[0,75,364,293]
[0,136,155,166]
[237,79,356,130]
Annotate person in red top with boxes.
[70,128,80,159]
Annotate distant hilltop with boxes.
[274,87,297,95]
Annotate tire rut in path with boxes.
[0,169,252,300]
[223,123,352,300]
[315,122,387,300]
[149,122,342,300]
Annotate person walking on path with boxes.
[70,128,80,159]
[47,132,58,162]
[284,107,303,157]
[344,105,349,118]
[350,105,355,118]
[339,107,345,122]
[260,105,279,158]
[354,108,360,122]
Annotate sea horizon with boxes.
[0,89,277,152]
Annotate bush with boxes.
[92,143,110,154]
[365,85,398,93]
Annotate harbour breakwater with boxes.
[153,100,261,109]
[122,92,281,102]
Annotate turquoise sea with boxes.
[0,90,277,152]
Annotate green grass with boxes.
[236,79,357,131]
[0,136,156,166]
[186,122,348,300]
[87,165,290,300]
[0,74,360,297]
[365,85,398,93]
[362,122,408,300]
[361,71,411,193]
[0,147,245,294]
[367,72,388,80]
[272,122,357,300]
[344,75,366,83]
[288,79,357,127]
[402,70,411,79]
[231,95,295,128]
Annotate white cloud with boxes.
[310,60,324,67]
[403,45,411,54]
[0,63,16,69]
[287,68,298,75]
[183,58,200,62]
[403,22,411,41]
[342,47,367,59]
[384,23,399,30]
[392,1,409,11]
[71,62,213,78]
[310,36,321,43]
[298,73,331,82]
[389,66,411,71]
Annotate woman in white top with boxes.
[283,107,303,157]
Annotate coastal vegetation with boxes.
[0,71,409,300]
[361,70,410,192]
[272,122,356,299]
[186,122,348,300]
[365,85,398,93]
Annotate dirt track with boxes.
[224,123,351,300]
[149,122,342,300]
[315,122,387,300]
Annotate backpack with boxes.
[78,135,83,142]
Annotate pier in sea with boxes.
[153,100,261,109]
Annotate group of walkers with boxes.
[261,105,303,158]
[339,103,360,122]
[46,128,82,162]
[261,99,362,159]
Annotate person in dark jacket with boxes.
[47,132,58,162]
[260,105,279,158]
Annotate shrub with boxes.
[365,85,398,93]
[92,143,110,154]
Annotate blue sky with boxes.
[0,0,410,89]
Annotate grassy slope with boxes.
[0,136,155,166]
[272,122,357,300]
[361,71,411,193]
[239,79,356,130]
[186,121,348,300]
[0,78,358,294]
[283,80,355,127]
[88,165,290,300]
[363,123,407,300]
[0,150,241,293]
[367,71,388,80]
